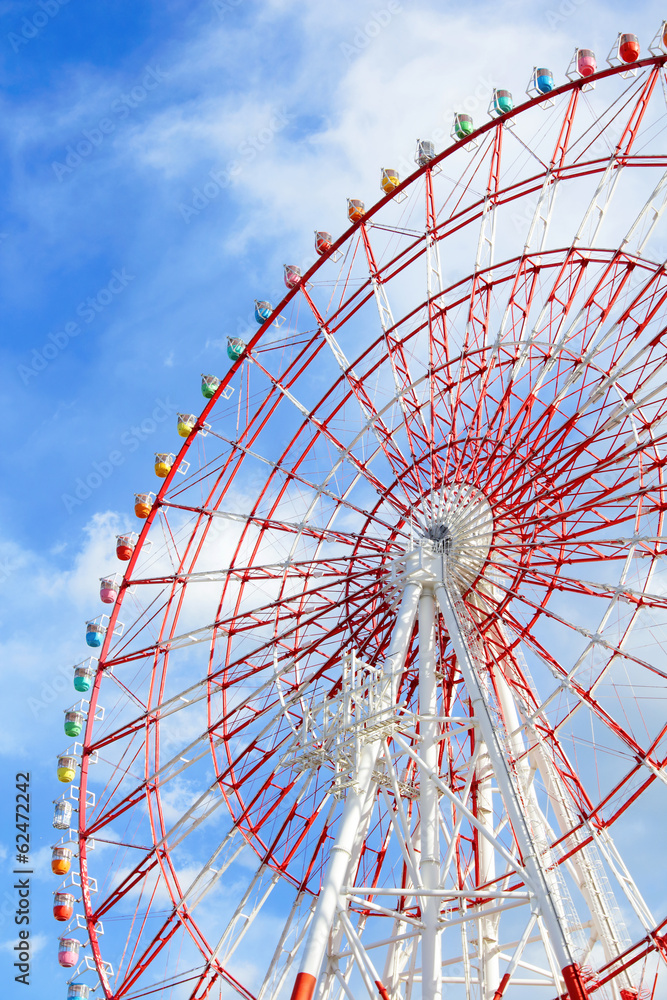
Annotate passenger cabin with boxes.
[99,577,118,604]
[315,232,333,255]
[415,140,435,166]
[347,199,365,222]
[254,300,272,323]
[53,892,75,921]
[57,756,77,783]
[155,453,174,478]
[68,985,90,1000]
[284,265,302,289]
[73,663,94,692]
[619,32,640,62]
[85,622,105,648]
[381,169,400,194]
[134,493,153,518]
[535,67,555,93]
[227,338,246,361]
[64,710,85,738]
[201,373,220,398]
[58,937,81,968]
[116,534,136,561]
[51,847,73,875]
[492,89,514,115]
[53,800,73,830]
[577,48,596,76]
[177,413,196,438]
[453,113,474,140]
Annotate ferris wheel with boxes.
[51,29,667,1000]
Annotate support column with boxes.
[418,586,441,1000]
[435,582,589,1000]
[476,742,500,1000]
[290,579,421,1000]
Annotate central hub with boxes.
[386,486,494,598]
[421,485,493,593]
[424,522,451,552]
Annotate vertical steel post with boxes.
[435,581,589,1000]
[418,585,441,1000]
[290,579,421,1000]
[475,742,500,1000]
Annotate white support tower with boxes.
[287,490,642,1000]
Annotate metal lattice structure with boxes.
[56,48,667,1000]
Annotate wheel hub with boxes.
[422,484,493,593]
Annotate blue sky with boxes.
[2,0,667,997]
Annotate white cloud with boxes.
[0,931,47,957]
[0,510,128,754]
